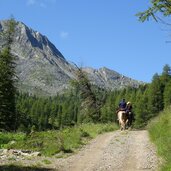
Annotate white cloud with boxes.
[27,0,36,6]
[60,31,69,39]
[45,0,57,3]
[26,0,55,7]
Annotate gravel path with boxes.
[0,130,161,171]
[54,130,160,171]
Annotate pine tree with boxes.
[134,88,151,128]
[148,73,164,115]
[72,67,100,123]
[0,18,17,131]
[163,80,171,108]
[137,0,171,22]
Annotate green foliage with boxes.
[162,64,171,76]
[2,123,117,156]
[15,91,80,131]
[163,80,171,108]
[79,123,118,138]
[136,0,171,22]
[0,52,170,133]
[134,88,148,128]
[72,67,104,123]
[100,92,117,122]
[134,65,171,128]
[148,73,164,114]
[0,132,25,148]
[0,18,17,131]
[42,159,52,165]
[148,107,171,171]
[13,64,171,131]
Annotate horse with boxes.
[117,110,128,130]
[127,111,134,127]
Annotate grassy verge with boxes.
[0,123,118,156]
[0,132,26,148]
[148,107,171,171]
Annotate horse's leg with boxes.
[126,119,129,129]
[119,121,123,130]
[129,118,132,127]
[122,120,125,130]
[119,120,123,131]
[123,123,126,130]
[127,116,130,127]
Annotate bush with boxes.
[0,132,25,148]
[148,107,171,171]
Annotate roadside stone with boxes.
[30,152,41,157]
[0,149,41,158]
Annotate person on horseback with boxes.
[126,101,132,113]
[118,98,127,111]
[116,99,127,121]
[116,99,128,129]
[126,101,135,127]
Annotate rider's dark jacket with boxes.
[126,105,132,113]
[119,100,126,110]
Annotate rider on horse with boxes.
[117,99,128,130]
[116,99,135,128]
[116,99,127,120]
[118,98,127,111]
[126,101,134,127]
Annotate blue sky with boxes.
[0,0,170,82]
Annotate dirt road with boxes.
[0,130,161,170]
[55,130,160,171]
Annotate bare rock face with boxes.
[0,20,76,96]
[82,67,142,90]
[0,20,142,96]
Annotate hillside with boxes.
[0,20,142,96]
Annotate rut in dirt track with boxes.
[55,130,160,171]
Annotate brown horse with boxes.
[117,111,128,130]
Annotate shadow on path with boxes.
[0,165,55,171]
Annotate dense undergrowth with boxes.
[148,107,171,171]
[0,123,118,156]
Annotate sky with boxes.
[0,0,170,83]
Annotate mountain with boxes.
[82,67,141,89]
[0,20,142,96]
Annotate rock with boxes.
[2,149,8,155]
[0,149,4,155]
[30,152,41,157]
[0,149,41,158]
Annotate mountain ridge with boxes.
[0,20,143,96]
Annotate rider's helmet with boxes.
[127,101,131,105]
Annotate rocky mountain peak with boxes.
[0,20,65,60]
[0,20,143,96]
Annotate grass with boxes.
[0,132,26,148]
[42,159,52,165]
[148,107,171,171]
[0,123,118,157]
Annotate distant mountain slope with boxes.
[82,67,141,90]
[0,20,142,96]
